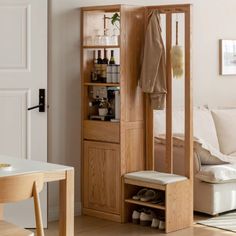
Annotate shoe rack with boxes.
[122,175,192,233]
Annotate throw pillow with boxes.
[211,109,236,155]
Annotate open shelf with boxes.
[84,82,120,87]
[83,45,120,49]
[125,199,165,210]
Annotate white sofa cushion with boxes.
[211,109,236,155]
[154,107,220,150]
[196,164,236,183]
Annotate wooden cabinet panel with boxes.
[83,141,120,214]
[84,120,120,143]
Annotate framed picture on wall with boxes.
[220,39,236,75]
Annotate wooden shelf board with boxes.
[83,45,120,49]
[81,5,121,12]
[84,82,120,87]
[124,178,166,191]
[125,199,165,210]
[84,119,120,124]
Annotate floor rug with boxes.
[198,211,236,232]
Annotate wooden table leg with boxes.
[59,169,74,236]
[0,204,4,220]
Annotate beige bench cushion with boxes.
[124,171,187,185]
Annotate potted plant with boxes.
[111,13,120,30]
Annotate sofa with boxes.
[153,107,236,215]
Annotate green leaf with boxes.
[111,13,120,25]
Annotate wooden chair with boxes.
[0,173,45,236]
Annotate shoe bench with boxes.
[121,171,193,233]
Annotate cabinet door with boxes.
[83,141,120,214]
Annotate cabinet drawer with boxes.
[84,120,120,143]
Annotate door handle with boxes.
[28,89,45,112]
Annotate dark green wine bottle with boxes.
[109,50,116,65]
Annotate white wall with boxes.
[48,0,236,220]
[48,0,81,220]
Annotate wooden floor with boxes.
[38,215,235,236]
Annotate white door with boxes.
[0,0,47,227]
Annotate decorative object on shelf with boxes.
[171,14,184,78]
[98,97,109,116]
[109,50,116,64]
[91,49,120,84]
[91,50,99,82]
[107,64,120,83]
[104,13,120,45]
[111,28,119,45]
[93,29,103,45]
[220,39,236,75]
[111,12,120,30]
[110,14,120,45]
[101,28,110,45]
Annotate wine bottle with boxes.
[97,50,103,64]
[109,50,116,65]
[93,50,97,64]
[91,50,98,82]
[102,50,109,64]
[101,50,108,83]
[96,50,103,82]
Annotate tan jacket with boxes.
[139,10,167,110]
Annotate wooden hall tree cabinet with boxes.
[81,5,146,222]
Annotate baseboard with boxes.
[48,201,82,222]
[83,208,121,223]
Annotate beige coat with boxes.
[139,10,167,110]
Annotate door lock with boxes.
[28,89,45,112]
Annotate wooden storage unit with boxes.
[122,177,192,233]
[81,4,193,231]
[81,5,146,222]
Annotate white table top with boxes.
[0,155,73,177]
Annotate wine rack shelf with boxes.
[84,82,120,86]
[83,45,120,49]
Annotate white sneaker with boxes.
[159,220,165,230]
[140,212,153,226]
[151,218,160,228]
[132,210,140,224]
